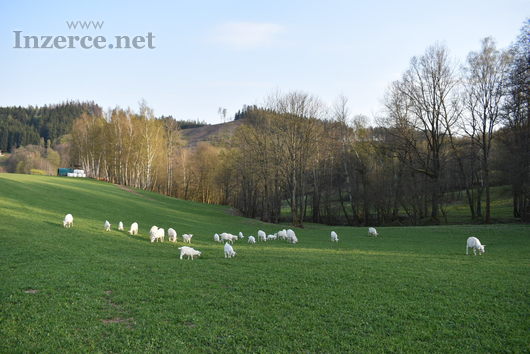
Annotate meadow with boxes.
[0,174,528,352]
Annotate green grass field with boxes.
[0,174,528,352]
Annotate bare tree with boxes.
[266,91,324,226]
[163,117,181,196]
[218,107,227,122]
[386,44,459,222]
[500,22,530,222]
[462,38,512,223]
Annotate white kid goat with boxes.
[128,222,139,235]
[168,228,177,242]
[368,227,378,237]
[63,214,73,228]
[182,234,193,243]
[466,237,486,256]
[224,242,236,258]
[178,246,201,260]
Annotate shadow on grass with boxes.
[44,221,63,228]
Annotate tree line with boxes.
[220,26,527,225]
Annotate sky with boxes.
[0,0,527,124]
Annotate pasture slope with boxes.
[0,174,528,352]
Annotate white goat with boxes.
[277,229,287,240]
[104,220,111,232]
[151,228,164,243]
[128,222,139,235]
[214,233,220,242]
[239,232,245,239]
[118,221,124,231]
[466,237,486,256]
[178,246,201,260]
[258,230,267,242]
[63,214,73,228]
[182,234,193,243]
[267,234,277,241]
[248,236,256,244]
[331,231,339,242]
[368,227,378,237]
[168,228,177,242]
[224,242,236,258]
[286,229,298,243]
[220,233,238,244]
[149,225,158,240]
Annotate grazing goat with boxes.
[182,234,193,243]
[168,228,177,242]
[239,232,245,239]
[248,236,256,244]
[286,229,298,244]
[149,226,159,242]
[104,220,111,232]
[63,214,73,228]
[220,233,238,244]
[267,234,277,241]
[224,242,236,258]
[466,237,486,256]
[368,227,378,237]
[258,230,267,242]
[118,221,124,231]
[128,222,139,235]
[214,233,220,242]
[331,231,339,242]
[178,246,201,260]
[151,228,165,243]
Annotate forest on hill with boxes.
[1,23,528,226]
[0,101,102,152]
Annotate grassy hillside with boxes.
[0,174,528,352]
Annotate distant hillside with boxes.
[180,119,246,147]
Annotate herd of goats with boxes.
[61,213,486,259]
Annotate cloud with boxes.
[212,22,284,49]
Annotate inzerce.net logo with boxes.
[13,21,155,49]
